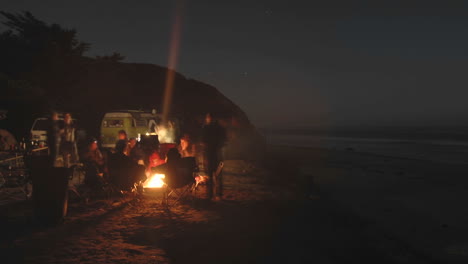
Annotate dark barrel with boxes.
[30,156,69,225]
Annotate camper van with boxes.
[100,110,176,148]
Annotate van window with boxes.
[103,119,124,128]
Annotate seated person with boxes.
[152,148,195,188]
[128,138,145,164]
[177,133,196,158]
[146,150,165,176]
[108,140,146,192]
[81,138,106,188]
[140,135,160,165]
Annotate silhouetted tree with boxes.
[0,11,89,56]
[0,11,90,94]
[96,52,125,62]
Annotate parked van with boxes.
[30,115,82,147]
[100,110,173,148]
[30,117,53,146]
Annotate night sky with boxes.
[2,0,468,128]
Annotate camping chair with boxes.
[212,161,224,198]
[67,163,85,201]
[161,157,197,207]
[193,161,224,198]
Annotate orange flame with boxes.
[143,174,166,188]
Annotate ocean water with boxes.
[264,129,468,165]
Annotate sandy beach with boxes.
[1,143,468,263]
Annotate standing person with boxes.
[201,113,226,200]
[116,130,128,154]
[59,113,79,168]
[47,111,62,167]
[117,130,128,141]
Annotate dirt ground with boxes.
[2,147,464,263]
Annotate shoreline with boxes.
[265,142,468,166]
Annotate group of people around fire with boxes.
[47,112,226,200]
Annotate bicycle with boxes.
[0,165,33,201]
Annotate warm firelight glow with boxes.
[143,174,166,188]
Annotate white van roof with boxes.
[103,112,134,118]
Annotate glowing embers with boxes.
[143,173,165,188]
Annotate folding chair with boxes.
[192,161,224,198]
[212,161,224,198]
[161,157,197,207]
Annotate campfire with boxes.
[143,173,166,188]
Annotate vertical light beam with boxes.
[162,1,184,123]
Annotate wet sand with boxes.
[267,145,468,263]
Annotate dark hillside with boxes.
[67,60,252,135]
